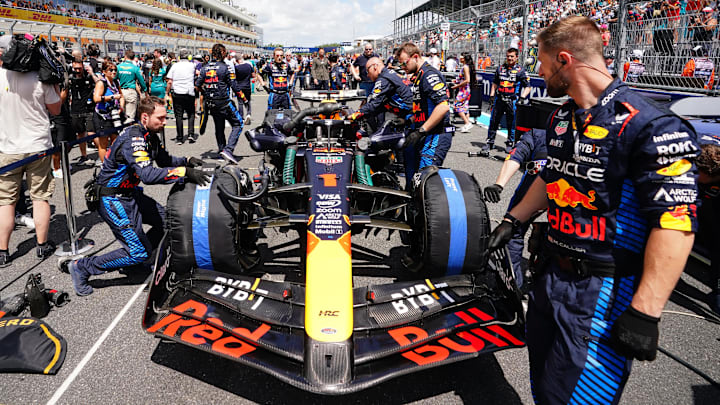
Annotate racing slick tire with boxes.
[411,166,490,277]
[166,166,258,274]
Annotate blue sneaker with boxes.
[68,260,93,296]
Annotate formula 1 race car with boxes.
[143,100,525,395]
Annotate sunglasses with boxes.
[107,69,117,72]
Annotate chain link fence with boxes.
[393,0,719,94]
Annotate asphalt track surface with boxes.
[1,91,719,405]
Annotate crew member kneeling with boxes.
[67,97,209,296]
[488,17,699,404]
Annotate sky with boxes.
[243,0,420,47]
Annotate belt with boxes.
[98,186,136,197]
[552,254,615,278]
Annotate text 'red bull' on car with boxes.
[142,93,525,394]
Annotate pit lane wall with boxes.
[0,6,256,53]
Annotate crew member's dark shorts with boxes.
[71,112,96,135]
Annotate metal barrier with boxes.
[393,0,719,94]
[0,125,129,258]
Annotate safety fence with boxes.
[393,0,719,95]
[0,125,133,258]
[0,5,258,55]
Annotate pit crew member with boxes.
[484,128,547,290]
[257,48,294,110]
[487,17,700,404]
[395,42,453,182]
[348,57,413,133]
[481,47,531,155]
[67,97,209,296]
[695,133,720,314]
[195,44,246,164]
[329,54,348,90]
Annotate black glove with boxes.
[186,157,205,168]
[185,167,211,186]
[484,184,504,203]
[263,85,270,93]
[610,306,660,361]
[517,97,530,106]
[405,130,425,150]
[488,220,514,251]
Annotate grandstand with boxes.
[393,0,719,94]
[0,0,259,55]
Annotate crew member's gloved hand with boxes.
[517,97,530,106]
[348,111,364,121]
[186,157,205,168]
[488,220,514,251]
[610,306,660,361]
[484,184,504,203]
[263,85,270,93]
[404,129,425,150]
[185,167,211,186]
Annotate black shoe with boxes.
[0,250,10,268]
[175,138,185,145]
[188,133,196,144]
[36,241,56,260]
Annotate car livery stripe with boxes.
[438,169,467,275]
[192,177,214,270]
[305,230,353,342]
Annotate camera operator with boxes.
[690,7,718,47]
[69,58,99,166]
[93,61,124,164]
[85,43,101,77]
[65,96,209,296]
[0,34,62,266]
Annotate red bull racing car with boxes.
[142,101,525,394]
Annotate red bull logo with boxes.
[500,80,512,87]
[548,209,606,241]
[206,70,217,78]
[275,77,287,83]
[659,204,695,232]
[546,179,598,210]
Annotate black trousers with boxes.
[173,93,196,141]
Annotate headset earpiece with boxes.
[560,59,567,65]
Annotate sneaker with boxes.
[0,250,10,268]
[52,169,63,179]
[175,138,185,145]
[68,260,93,296]
[244,114,252,126]
[15,214,35,229]
[36,241,56,259]
[460,123,473,133]
[220,150,239,165]
[188,133,197,144]
[76,156,96,166]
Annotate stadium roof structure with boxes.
[396,0,485,20]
